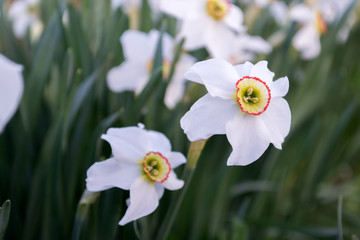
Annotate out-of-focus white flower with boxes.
[160,0,245,58]
[289,3,327,59]
[289,0,353,59]
[8,0,43,40]
[180,59,291,166]
[107,29,195,109]
[228,33,272,64]
[86,124,186,225]
[0,54,24,133]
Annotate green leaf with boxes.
[0,200,11,240]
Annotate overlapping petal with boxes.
[180,94,238,141]
[258,98,291,149]
[146,130,172,153]
[86,157,140,191]
[119,178,159,225]
[184,59,238,99]
[226,113,270,166]
[101,127,149,162]
[249,61,274,84]
[234,61,253,79]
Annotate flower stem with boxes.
[157,139,208,240]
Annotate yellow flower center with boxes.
[206,0,230,21]
[315,11,327,35]
[142,152,171,183]
[146,59,172,79]
[236,76,271,115]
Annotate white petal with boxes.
[240,35,272,54]
[184,59,238,99]
[269,2,288,25]
[167,152,186,168]
[226,113,270,166]
[154,183,165,199]
[106,61,147,92]
[159,31,175,61]
[8,1,27,19]
[258,97,291,149]
[165,54,195,109]
[121,30,154,61]
[223,4,244,32]
[179,16,209,51]
[12,15,31,38]
[270,77,289,98]
[234,61,253,79]
[119,178,159,225]
[101,127,149,163]
[146,130,172,153]
[160,0,201,19]
[249,60,274,84]
[180,94,238,141]
[289,4,314,23]
[162,171,184,190]
[0,55,23,133]
[205,22,237,59]
[292,24,321,59]
[86,157,140,191]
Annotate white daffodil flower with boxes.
[160,0,245,58]
[180,59,291,166]
[289,0,352,59]
[107,29,195,109]
[0,54,24,133]
[289,3,327,59]
[8,0,43,39]
[86,124,186,225]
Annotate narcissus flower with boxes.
[0,54,24,133]
[180,59,291,166]
[86,124,186,225]
[107,29,195,109]
[8,0,43,40]
[160,0,245,58]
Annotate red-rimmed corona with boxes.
[236,76,271,115]
[142,152,171,183]
[206,0,231,21]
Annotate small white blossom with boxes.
[107,29,195,109]
[160,0,245,58]
[180,59,291,166]
[8,0,43,39]
[86,125,186,225]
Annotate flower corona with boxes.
[206,0,230,20]
[142,152,171,183]
[236,76,271,115]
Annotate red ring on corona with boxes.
[142,152,171,183]
[236,76,271,116]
